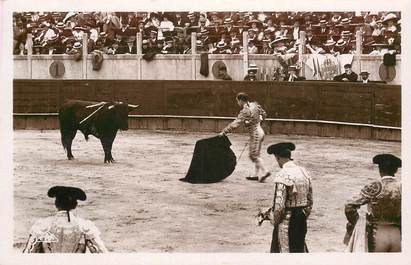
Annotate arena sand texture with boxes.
[13,130,401,252]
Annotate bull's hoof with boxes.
[104,159,115,164]
[68,156,74,160]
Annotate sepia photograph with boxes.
[1,0,410,264]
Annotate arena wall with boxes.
[13,54,401,84]
[13,80,401,141]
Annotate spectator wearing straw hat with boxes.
[381,13,399,34]
[323,39,336,53]
[229,38,243,54]
[223,17,237,36]
[286,65,306,82]
[244,64,259,81]
[67,41,83,60]
[359,71,372,83]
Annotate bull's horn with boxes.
[128,104,140,108]
[86,102,106,108]
[108,105,115,109]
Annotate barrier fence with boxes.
[13,79,401,141]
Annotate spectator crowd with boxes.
[13,11,401,56]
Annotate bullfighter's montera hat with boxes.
[267,142,296,158]
[373,154,401,169]
[48,186,87,201]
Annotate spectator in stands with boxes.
[121,36,137,54]
[382,13,398,34]
[217,65,232,80]
[159,14,175,39]
[107,40,120,55]
[359,71,370,83]
[333,64,358,82]
[11,11,403,56]
[229,38,242,54]
[248,39,259,54]
[244,64,259,81]
[172,12,186,28]
[368,43,388,56]
[67,41,82,60]
[323,39,336,53]
[291,17,303,40]
[286,65,306,82]
[161,38,178,54]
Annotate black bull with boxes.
[59,100,139,163]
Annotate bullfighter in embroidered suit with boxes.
[257,142,313,253]
[344,154,401,252]
[23,186,107,253]
[220,92,270,182]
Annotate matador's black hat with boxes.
[373,154,401,169]
[267,142,296,158]
[48,186,87,201]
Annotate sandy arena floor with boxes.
[13,129,401,252]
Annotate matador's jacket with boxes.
[344,176,401,252]
[266,161,313,253]
[23,211,108,253]
[222,102,267,162]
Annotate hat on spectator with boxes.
[271,36,290,44]
[230,38,241,45]
[142,39,149,44]
[319,19,327,26]
[340,18,351,25]
[382,13,398,23]
[343,64,352,69]
[248,63,258,72]
[336,39,347,47]
[371,42,389,48]
[73,26,86,31]
[73,42,82,49]
[224,18,233,24]
[360,71,370,76]
[217,40,227,48]
[47,34,60,45]
[288,65,298,71]
[324,39,336,46]
[99,32,107,38]
[247,19,263,27]
[56,22,65,29]
[341,30,351,36]
[196,40,204,47]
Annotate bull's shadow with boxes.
[59,100,139,163]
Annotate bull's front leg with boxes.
[100,135,115,163]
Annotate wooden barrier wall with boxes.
[13,79,401,141]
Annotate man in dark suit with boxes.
[333,64,358,82]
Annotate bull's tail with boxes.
[58,108,77,152]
